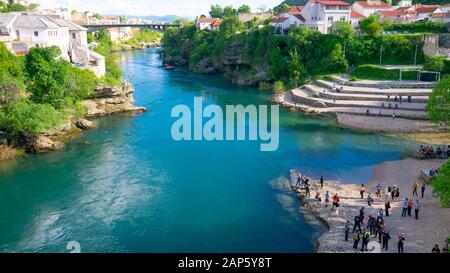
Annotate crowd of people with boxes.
[294,173,446,253]
[417,144,449,159]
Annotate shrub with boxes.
[273,80,286,92]
[0,100,69,136]
[423,56,447,72]
[383,22,448,34]
[258,82,272,91]
[426,76,450,126]
[431,160,450,208]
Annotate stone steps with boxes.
[316,80,432,96]
[330,75,436,89]
[291,88,427,112]
[305,84,429,103]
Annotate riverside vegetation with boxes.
[0,26,146,159]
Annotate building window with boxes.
[340,16,346,21]
[72,33,76,39]
[34,31,39,37]
[328,16,333,21]
[16,30,20,36]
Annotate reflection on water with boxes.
[0,48,417,253]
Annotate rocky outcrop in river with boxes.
[82,82,146,117]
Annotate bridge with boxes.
[81,23,181,33]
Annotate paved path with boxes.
[316,80,431,96]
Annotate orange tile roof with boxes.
[351,10,365,18]
[355,1,391,8]
[316,0,351,6]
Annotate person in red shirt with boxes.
[332,193,340,211]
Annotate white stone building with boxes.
[352,1,393,17]
[195,17,222,31]
[300,0,352,34]
[0,12,105,77]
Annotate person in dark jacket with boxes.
[382,230,391,251]
[385,200,391,217]
[398,234,406,253]
[353,215,362,233]
[421,183,426,198]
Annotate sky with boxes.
[33,0,282,18]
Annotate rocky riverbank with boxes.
[0,82,146,161]
[163,41,271,87]
[290,158,449,253]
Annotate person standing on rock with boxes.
[385,200,391,217]
[345,220,350,242]
[398,234,406,253]
[382,229,391,251]
[407,199,413,217]
[412,181,419,196]
[361,229,370,252]
[320,175,324,189]
[332,193,340,211]
[324,191,330,207]
[353,215,362,233]
[367,193,373,207]
[414,200,421,220]
[421,182,426,198]
[359,207,365,224]
[360,184,365,199]
[376,183,382,198]
[401,198,408,217]
[305,184,311,197]
[353,231,361,249]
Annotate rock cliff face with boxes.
[164,42,271,86]
[82,83,147,117]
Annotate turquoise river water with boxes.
[0,48,418,252]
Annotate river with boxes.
[0,48,417,252]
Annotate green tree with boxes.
[288,49,307,87]
[360,15,383,38]
[426,76,450,126]
[330,21,354,40]
[273,3,290,13]
[25,46,97,108]
[0,42,24,105]
[423,56,447,72]
[209,4,223,18]
[92,13,103,20]
[237,4,251,14]
[223,6,237,17]
[431,160,450,208]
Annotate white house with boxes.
[0,12,105,77]
[350,10,365,28]
[300,0,352,34]
[415,5,441,20]
[0,13,71,59]
[352,1,393,17]
[195,17,222,31]
[271,6,306,33]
